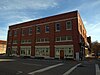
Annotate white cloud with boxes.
[7,15,45,27]
[77,0,100,11]
[57,0,100,14]
[0,15,35,40]
[0,0,58,11]
[0,0,58,26]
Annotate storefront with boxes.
[55,45,74,59]
[20,46,31,56]
[35,46,50,58]
[11,46,17,56]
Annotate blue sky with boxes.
[0,0,100,42]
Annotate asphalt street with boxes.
[0,57,100,75]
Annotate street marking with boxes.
[95,64,100,75]
[0,59,15,62]
[63,63,81,75]
[28,63,64,75]
[22,63,42,66]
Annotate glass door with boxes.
[26,50,31,56]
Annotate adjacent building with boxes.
[6,10,88,60]
[0,40,6,54]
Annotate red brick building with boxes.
[6,10,88,60]
[0,40,6,54]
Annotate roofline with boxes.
[9,10,78,28]
[0,40,6,42]
[0,40,7,44]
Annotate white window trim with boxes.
[55,45,74,58]
[35,46,50,48]
[12,46,17,56]
[20,46,31,56]
[66,21,72,30]
[55,45,73,47]
[55,40,72,42]
[55,36,72,42]
[14,30,18,37]
[36,26,40,34]
[45,25,50,33]
[21,40,32,44]
[20,46,31,48]
[12,46,17,48]
[22,29,25,36]
[36,38,50,43]
[55,23,61,32]
[9,31,12,36]
[12,40,18,44]
[35,46,50,58]
[28,28,32,35]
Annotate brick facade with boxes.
[0,40,6,54]
[6,10,88,60]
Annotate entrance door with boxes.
[60,50,64,59]
[26,50,31,56]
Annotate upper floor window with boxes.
[66,21,72,30]
[28,28,32,35]
[45,25,50,33]
[45,38,49,42]
[55,36,72,42]
[28,39,32,44]
[36,38,40,42]
[9,30,12,36]
[36,26,40,33]
[21,39,32,44]
[61,36,66,41]
[36,38,49,43]
[13,40,18,44]
[55,23,60,32]
[14,30,17,36]
[22,29,25,36]
[56,37,60,42]
[67,36,72,41]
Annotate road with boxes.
[0,57,100,75]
